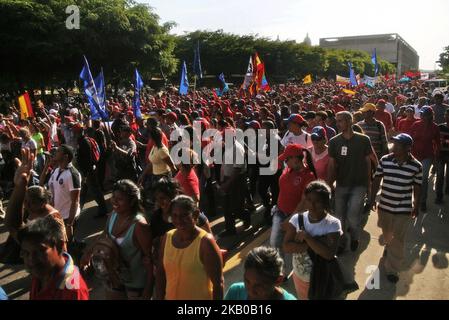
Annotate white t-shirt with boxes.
[281,131,313,149]
[289,211,342,282]
[48,164,81,220]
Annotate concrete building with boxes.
[319,33,419,77]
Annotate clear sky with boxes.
[142,0,449,70]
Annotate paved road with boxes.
[1,174,448,300]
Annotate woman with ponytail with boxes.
[269,144,317,263]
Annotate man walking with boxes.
[328,111,372,253]
[371,133,422,283]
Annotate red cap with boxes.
[278,144,305,162]
[166,112,178,121]
[377,99,386,105]
[284,114,306,126]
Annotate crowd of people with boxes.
[0,78,448,300]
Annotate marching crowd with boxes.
[0,78,448,300]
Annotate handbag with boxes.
[297,214,345,300]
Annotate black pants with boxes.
[222,174,249,233]
[258,169,281,221]
[247,164,259,199]
[80,172,108,216]
[96,155,107,191]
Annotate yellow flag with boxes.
[343,89,356,95]
[303,74,312,84]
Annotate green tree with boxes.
[437,46,449,74]
[0,0,177,91]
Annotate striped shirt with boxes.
[375,154,422,215]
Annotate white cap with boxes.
[69,107,79,115]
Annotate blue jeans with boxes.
[269,206,292,272]
[420,158,433,206]
[334,186,367,243]
[270,207,288,249]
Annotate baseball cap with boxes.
[433,90,444,97]
[165,112,178,121]
[392,133,413,146]
[283,114,306,126]
[245,120,261,130]
[359,103,377,113]
[420,106,434,115]
[377,99,386,105]
[406,106,415,112]
[311,126,327,141]
[278,144,305,162]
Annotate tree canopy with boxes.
[174,30,396,83]
[437,46,449,75]
[0,0,178,91]
[0,1,396,92]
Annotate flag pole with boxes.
[101,66,112,142]
[193,75,197,107]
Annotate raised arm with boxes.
[5,148,34,240]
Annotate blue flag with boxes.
[348,62,358,86]
[179,61,189,95]
[133,68,144,119]
[371,48,379,77]
[79,55,106,121]
[217,72,229,96]
[94,69,108,120]
[193,41,203,79]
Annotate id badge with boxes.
[341,146,348,156]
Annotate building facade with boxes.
[319,34,419,78]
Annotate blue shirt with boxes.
[224,282,296,300]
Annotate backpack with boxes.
[86,137,101,164]
[89,233,122,288]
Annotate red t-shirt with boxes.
[145,132,169,164]
[30,254,89,300]
[277,167,316,215]
[410,120,441,161]
[175,168,200,200]
[374,110,393,132]
[397,118,418,135]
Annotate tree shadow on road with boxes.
[1,273,31,300]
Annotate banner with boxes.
[336,75,350,84]
[361,75,378,87]
[420,73,430,81]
